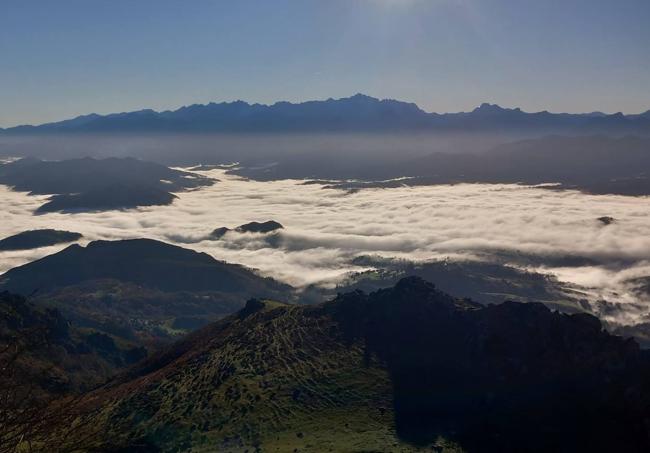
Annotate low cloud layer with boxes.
[1,169,649,324]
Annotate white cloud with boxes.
[1,169,649,324]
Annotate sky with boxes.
[0,0,649,127]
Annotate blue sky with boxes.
[0,0,648,126]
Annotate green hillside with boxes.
[64,278,650,452]
[91,299,442,452]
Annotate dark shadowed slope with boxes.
[0,291,146,395]
[0,290,151,453]
[79,277,650,452]
[0,229,82,251]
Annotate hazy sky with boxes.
[1,0,649,127]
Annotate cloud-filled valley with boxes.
[1,168,649,325]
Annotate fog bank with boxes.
[1,168,649,325]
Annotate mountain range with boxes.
[3,94,649,135]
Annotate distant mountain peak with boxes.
[472,103,521,114]
[348,93,378,101]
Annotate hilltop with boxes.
[0,239,293,346]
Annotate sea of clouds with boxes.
[1,168,649,324]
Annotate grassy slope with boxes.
[91,301,461,452]
[37,277,650,452]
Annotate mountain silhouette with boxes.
[0,238,290,296]
[0,229,82,251]
[34,184,177,213]
[3,95,648,134]
[210,220,284,239]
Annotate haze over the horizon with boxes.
[1,0,649,127]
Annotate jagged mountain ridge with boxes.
[3,94,649,134]
[80,277,650,452]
